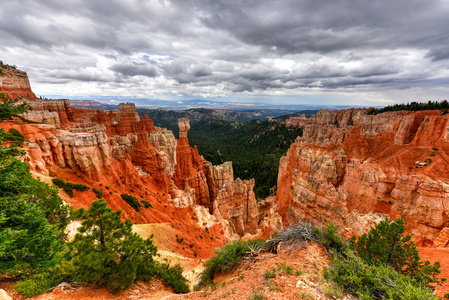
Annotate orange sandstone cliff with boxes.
[276,109,449,247]
[0,64,37,100]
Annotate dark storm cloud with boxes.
[111,63,158,77]
[1,0,449,103]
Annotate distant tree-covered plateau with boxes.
[370,100,449,115]
[189,119,303,199]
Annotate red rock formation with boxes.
[131,133,170,188]
[276,110,449,246]
[213,178,259,237]
[106,103,155,136]
[27,99,76,128]
[286,108,372,128]
[0,65,37,100]
[173,118,211,206]
[138,115,155,133]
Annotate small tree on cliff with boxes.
[351,218,443,286]
[65,199,158,293]
[0,98,29,121]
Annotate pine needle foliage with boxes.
[65,199,158,293]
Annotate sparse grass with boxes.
[238,274,244,281]
[267,280,283,292]
[250,287,267,300]
[263,269,276,279]
[321,280,343,299]
[298,292,314,299]
[277,263,293,274]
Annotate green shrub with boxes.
[13,260,74,297]
[51,178,90,197]
[351,218,442,286]
[141,200,152,208]
[66,182,89,192]
[0,99,29,121]
[52,178,65,188]
[176,235,184,243]
[198,240,253,287]
[324,250,438,300]
[432,147,438,151]
[121,193,141,211]
[6,128,24,146]
[444,292,449,298]
[92,187,103,199]
[153,261,190,294]
[430,152,436,156]
[63,185,74,197]
[313,222,347,253]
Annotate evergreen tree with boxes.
[352,218,442,286]
[0,129,68,277]
[65,199,158,292]
[0,98,29,121]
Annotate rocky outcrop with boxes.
[206,161,234,202]
[148,129,177,178]
[299,125,351,146]
[276,110,449,246]
[0,65,37,100]
[213,178,259,238]
[286,108,372,128]
[173,118,211,206]
[27,99,76,128]
[106,103,155,136]
[131,133,169,186]
[22,110,61,128]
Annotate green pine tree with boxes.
[65,199,158,293]
[352,218,442,286]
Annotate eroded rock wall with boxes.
[277,110,449,246]
[0,65,37,100]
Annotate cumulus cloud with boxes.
[1,0,449,105]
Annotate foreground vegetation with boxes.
[189,119,303,199]
[0,103,189,296]
[198,219,443,299]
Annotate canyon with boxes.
[3,64,449,299]
[2,66,449,250]
[281,110,449,246]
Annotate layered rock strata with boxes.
[0,65,37,100]
[27,99,76,128]
[286,108,372,128]
[277,110,449,246]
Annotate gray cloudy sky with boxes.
[1,0,449,106]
